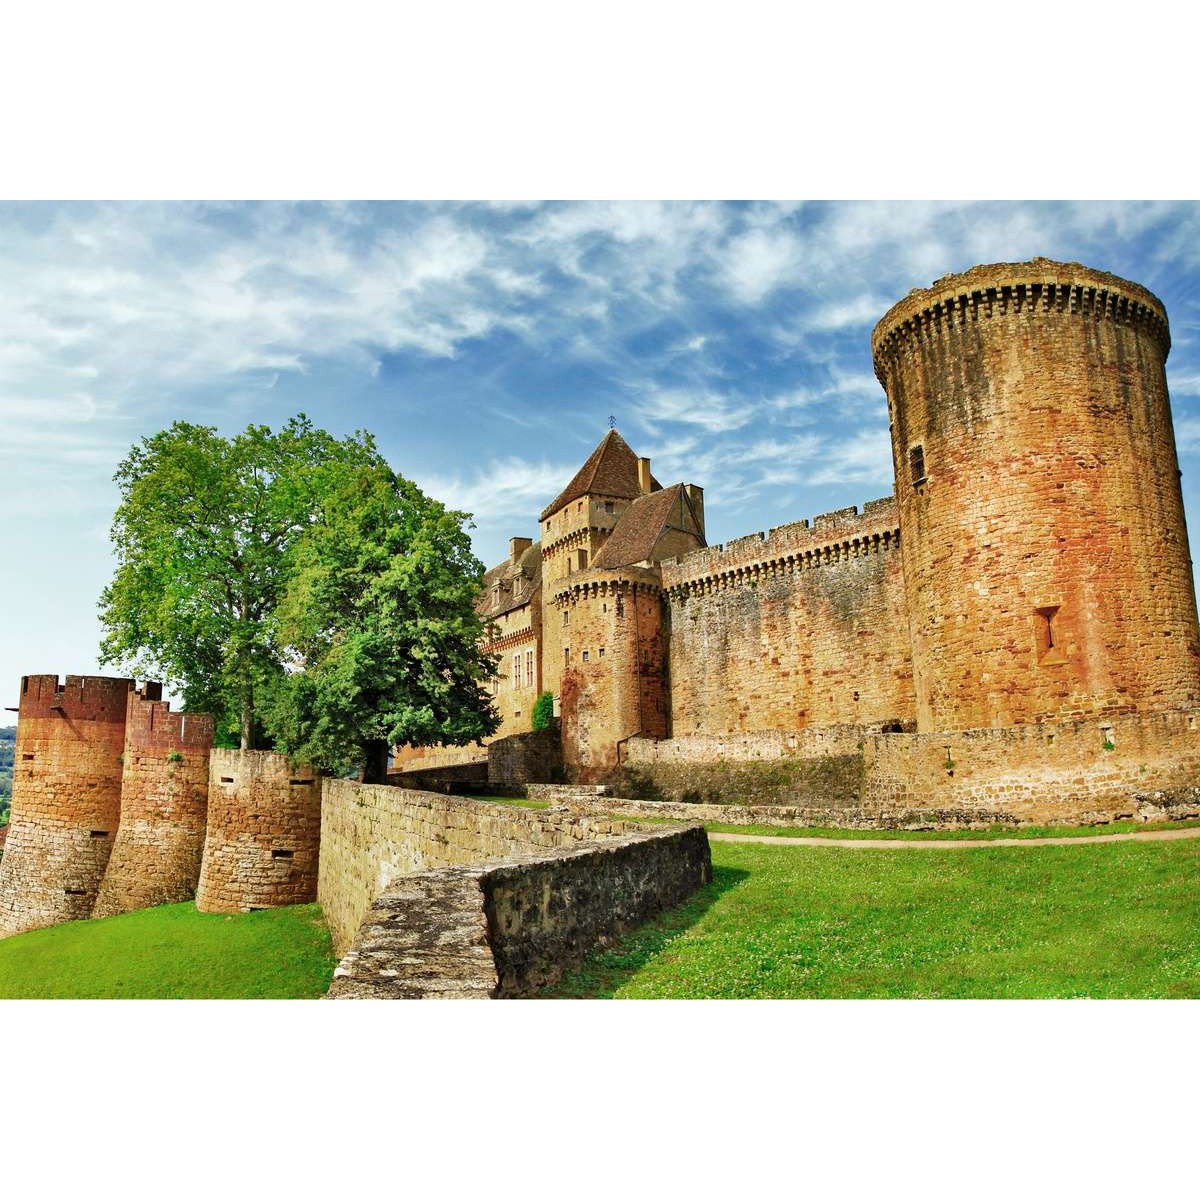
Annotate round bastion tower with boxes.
[872,259,1200,732]
[0,674,135,938]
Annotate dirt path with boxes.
[707,826,1200,850]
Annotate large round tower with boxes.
[92,684,214,918]
[0,674,134,937]
[872,258,1200,732]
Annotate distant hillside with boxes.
[0,726,14,824]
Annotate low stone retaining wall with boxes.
[555,794,1026,830]
[603,709,1200,827]
[326,820,711,999]
[387,760,489,793]
[318,780,708,963]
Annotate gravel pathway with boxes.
[707,826,1200,850]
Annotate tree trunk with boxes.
[362,739,391,785]
[241,686,254,750]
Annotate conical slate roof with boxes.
[539,429,660,521]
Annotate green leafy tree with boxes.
[263,461,500,782]
[99,416,386,748]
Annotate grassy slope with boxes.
[0,902,336,999]
[546,839,1200,999]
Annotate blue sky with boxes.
[4,199,1200,708]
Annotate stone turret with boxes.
[93,685,215,918]
[873,258,1200,731]
[0,674,134,937]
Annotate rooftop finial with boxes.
[608,414,617,430]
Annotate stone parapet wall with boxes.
[607,750,866,809]
[558,794,1022,830]
[861,708,1200,825]
[326,819,711,998]
[318,780,639,956]
[388,760,490,793]
[0,674,134,938]
[94,689,214,918]
[196,749,321,913]
[591,709,1200,828]
[622,727,885,763]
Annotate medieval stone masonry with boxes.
[402,258,1200,824]
[4,255,1200,960]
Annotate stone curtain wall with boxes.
[93,687,214,917]
[661,500,916,737]
[196,749,321,913]
[487,727,564,787]
[326,817,711,998]
[318,779,695,957]
[861,708,1200,825]
[873,259,1200,733]
[0,675,134,938]
[598,709,1200,827]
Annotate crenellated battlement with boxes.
[871,258,1171,383]
[124,686,215,752]
[661,497,899,598]
[552,565,665,606]
[18,673,136,723]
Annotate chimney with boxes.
[509,536,533,565]
[683,484,705,539]
[637,457,652,495]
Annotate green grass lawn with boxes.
[0,902,336,999]
[545,838,1200,998]
[472,793,552,810]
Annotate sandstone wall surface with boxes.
[93,688,213,918]
[326,818,711,998]
[487,726,564,787]
[874,259,1200,732]
[0,675,133,938]
[557,572,668,780]
[318,779,680,957]
[662,501,915,736]
[196,749,321,913]
[592,709,1200,827]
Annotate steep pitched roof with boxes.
[478,540,542,620]
[539,429,659,521]
[592,484,690,568]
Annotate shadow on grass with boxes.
[543,865,751,999]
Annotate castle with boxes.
[5,256,1200,971]
[401,258,1200,823]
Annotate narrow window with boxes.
[563,610,569,626]
[564,647,571,666]
[582,650,589,663]
[599,647,605,658]
[89,830,108,838]
[1035,605,1062,662]
[577,549,588,570]
[272,849,294,860]
[525,650,534,686]
[909,444,926,486]
[512,652,521,688]
[22,752,33,761]
[289,778,313,786]
[605,500,615,514]
[220,776,235,784]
